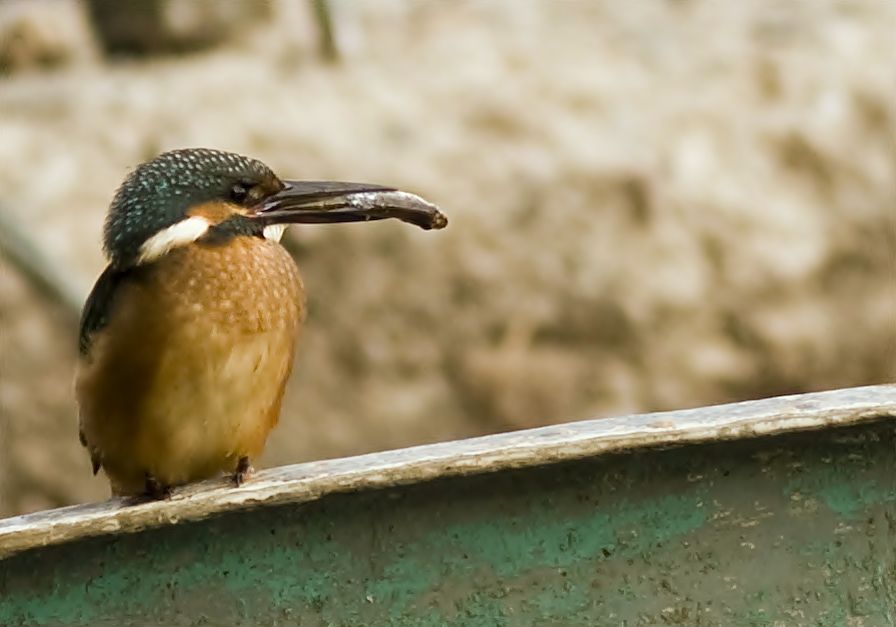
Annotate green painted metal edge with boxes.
[0,384,893,559]
[0,385,895,626]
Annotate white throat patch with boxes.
[137,216,211,264]
[262,224,287,242]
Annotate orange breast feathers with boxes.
[75,237,304,496]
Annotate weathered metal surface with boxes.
[1,385,894,625]
[1,385,893,558]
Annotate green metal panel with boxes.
[1,387,895,625]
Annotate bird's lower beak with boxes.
[254,181,448,230]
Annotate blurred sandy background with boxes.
[0,0,893,518]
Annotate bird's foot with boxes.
[143,473,172,500]
[232,456,254,487]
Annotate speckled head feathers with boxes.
[103,149,278,267]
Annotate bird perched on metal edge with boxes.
[75,148,447,499]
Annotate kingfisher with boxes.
[75,148,447,499]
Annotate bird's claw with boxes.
[143,473,172,500]
[232,456,254,487]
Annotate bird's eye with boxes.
[230,182,251,204]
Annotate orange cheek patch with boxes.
[187,201,245,224]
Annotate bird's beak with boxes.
[254,181,448,230]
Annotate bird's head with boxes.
[103,148,447,268]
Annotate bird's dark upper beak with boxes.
[253,181,447,231]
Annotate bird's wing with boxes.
[77,264,134,473]
[78,264,132,357]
